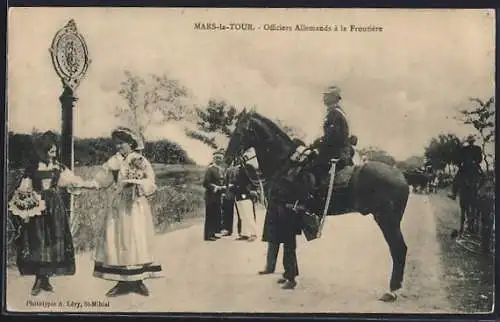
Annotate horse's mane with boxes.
[249,112,293,146]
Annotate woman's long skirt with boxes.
[15,189,76,276]
[93,189,162,281]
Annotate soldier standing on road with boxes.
[232,154,259,242]
[203,149,226,241]
[221,165,239,237]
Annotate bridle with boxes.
[228,114,304,202]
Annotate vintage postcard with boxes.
[4,7,495,315]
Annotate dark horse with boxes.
[224,111,410,302]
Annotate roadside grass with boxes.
[428,190,494,313]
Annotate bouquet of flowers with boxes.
[121,156,157,197]
[8,187,46,223]
[125,156,148,180]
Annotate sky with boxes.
[8,8,495,165]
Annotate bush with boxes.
[8,132,195,168]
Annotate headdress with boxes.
[34,131,59,162]
[111,127,143,150]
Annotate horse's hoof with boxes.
[379,292,397,302]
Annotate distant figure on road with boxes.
[74,127,162,297]
[203,149,226,241]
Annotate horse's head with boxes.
[224,108,253,166]
[224,109,294,177]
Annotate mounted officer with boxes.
[448,135,483,200]
[290,85,351,191]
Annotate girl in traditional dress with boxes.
[75,127,162,297]
[8,131,84,296]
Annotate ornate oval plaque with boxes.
[50,19,90,91]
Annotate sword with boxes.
[258,179,267,209]
[317,158,339,238]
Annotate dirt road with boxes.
[6,193,455,314]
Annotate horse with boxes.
[224,110,410,302]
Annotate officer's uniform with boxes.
[232,163,259,239]
[203,151,225,240]
[309,98,350,185]
[221,166,238,236]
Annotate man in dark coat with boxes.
[448,135,483,200]
[258,194,302,289]
[307,86,351,187]
[203,149,226,241]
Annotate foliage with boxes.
[186,100,306,151]
[424,133,462,171]
[116,70,192,137]
[396,155,425,172]
[456,96,495,172]
[8,131,195,169]
[358,146,397,166]
[185,99,238,150]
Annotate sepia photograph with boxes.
[4,7,495,314]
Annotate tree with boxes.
[358,146,396,166]
[456,96,495,172]
[185,99,239,150]
[396,155,425,172]
[424,133,461,174]
[115,70,192,137]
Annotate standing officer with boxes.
[203,149,226,241]
[221,164,238,237]
[233,155,259,241]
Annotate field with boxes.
[6,163,207,265]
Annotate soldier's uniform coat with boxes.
[311,105,350,175]
[232,163,259,238]
[203,163,225,240]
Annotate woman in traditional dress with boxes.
[75,127,162,297]
[8,131,83,296]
